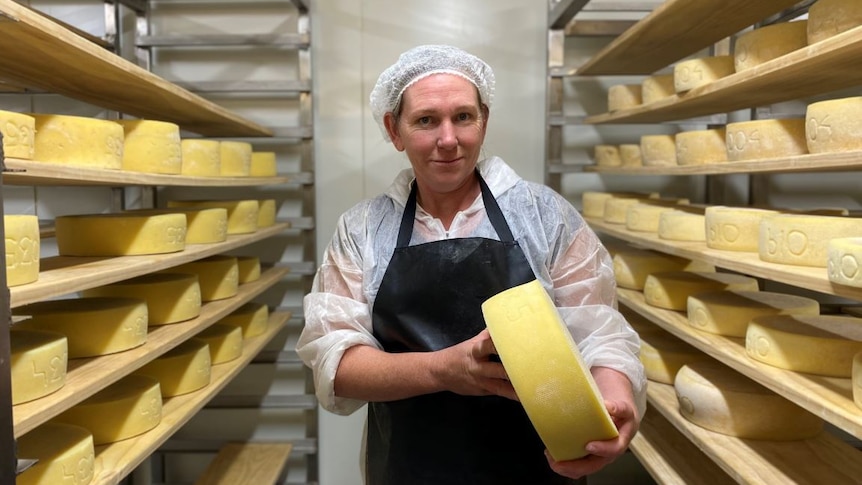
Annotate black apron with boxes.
[367,174,577,485]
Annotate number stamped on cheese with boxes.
[807,114,833,142]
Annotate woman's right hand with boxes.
[434,329,518,401]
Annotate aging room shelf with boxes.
[584,25,862,124]
[0,0,271,137]
[12,266,290,438]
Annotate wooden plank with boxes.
[565,20,636,37]
[577,0,801,75]
[12,268,290,438]
[194,442,293,485]
[0,0,271,137]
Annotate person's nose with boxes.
[436,121,458,150]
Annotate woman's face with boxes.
[385,73,488,196]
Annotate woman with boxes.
[298,44,646,484]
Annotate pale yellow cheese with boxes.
[54,374,162,445]
[641,74,675,105]
[258,199,277,228]
[613,247,715,290]
[173,255,239,301]
[250,151,278,176]
[82,273,201,325]
[639,331,709,384]
[706,206,781,252]
[806,96,862,154]
[853,351,862,410]
[687,290,820,337]
[746,314,862,376]
[626,200,690,233]
[31,114,123,169]
[733,21,808,72]
[115,119,182,174]
[5,214,40,287]
[644,271,760,311]
[125,207,228,245]
[759,213,862,267]
[219,302,269,338]
[181,139,221,176]
[725,118,808,161]
[641,134,676,167]
[808,0,862,44]
[0,109,35,159]
[55,212,186,256]
[828,237,862,287]
[674,360,822,440]
[236,255,262,283]
[219,141,252,176]
[658,208,708,242]
[10,329,67,405]
[607,84,642,112]
[481,279,618,460]
[619,144,642,167]
[14,297,148,358]
[16,423,94,485]
[604,197,650,224]
[594,145,622,167]
[196,323,244,364]
[675,128,727,165]
[673,56,735,93]
[135,339,211,397]
[167,199,259,235]
[582,191,658,219]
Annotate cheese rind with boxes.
[726,118,808,161]
[644,271,760,311]
[853,351,862,410]
[125,207,228,244]
[673,56,735,93]
[181,139,221,176]
[167,199,259,235]
[828,237,862,287]
[608,84,642,111]
[219,302,269,338]
[5,214,40,286]
[135,339,211,397]
[258,199,277,228]
[640,134,676,167]
[236,256,262,283]
[172,255,239,301]
[594,145,622,167]
[582,191,658,219]
[481,279,618,460]
[641,74,675,105]
[658,209,707,242]
[733,21,808,72]
[687,290,820,337]
[250,151,278,176]
[619,144,642,167]
[808,0,862,44]
[116,119,182,174]
[82,273,202,325]
[759,214,862,267]
[626,203,681,233]
[706,206,781,252]
[31,114,123,169]
[0,109,36,159]
[16,423,94,485]
[196,323,244,364]
[614,247,715,290]
[639,331,709,384]
[10,329,68,405]
[604,197,650,224]
[805,96,862,154]
[676,128,727,165]
[55,212,186,256]
[219,141,252,176]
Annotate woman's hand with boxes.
[434,329,518,400]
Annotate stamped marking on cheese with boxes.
[753,335,772,358]
[842,254,860,279]
[689,307,709,329]
[807,114,833,142]
[787,230,809,256]
[678,395,695,415]
[727,128,761,153]
[721,223,740,243]
[65,452,95,485]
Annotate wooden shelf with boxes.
[575,0,800,75]
[12,267,290,438]
[0,0,271,137]
[586,218,862,302]
[585,25,862,124]
[645,380,862,484]
[89,312,290,485]
[619,288,862,441]
[10,222,290,308]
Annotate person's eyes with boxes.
[418,116,432,125]
[457,112,471,121]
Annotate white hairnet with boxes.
[370,44,496,141]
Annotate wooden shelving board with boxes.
[575,0,800,75]
[645,381,862,484]
[12,267,290,438]
[0,0,271,137]
[585,26,862,124]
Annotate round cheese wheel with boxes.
[219,141,252,176]
[675,360,822,440]
[4,214,40,287]
[828,237,862,287]
[705,206,781,252]
[219,302,269,338]
[16,423,94,485]
[0,109,36,159]
[181,139,221,176]
[258,199,277,228]
[853,351,862,410]
[594,145,622,167]
[725,118,808,161]
[759,213,862,267]
[608,84,642,111]
[641,74,675,104]
[55,212,187,256]
[658,209,707,242]
[641,134,676,167]
[250,151,278,177]
[806,96,862,154]
[134,207,228,244]
[172,255,239,301]
[746,314,862,376]
[167,199,259,235]
[808,0,862,44]
[604,197,651,224]
[614,247,714,290]
[10,329,67,405]
[196,323,244,364]
[687,290,820,337]
[733,21,808,72]
[619,144,642,167]
[640,331,709,384]
[675,128,727,165]
[31,114,123,169]
[236,255,262,283]
[116,119,182,174]
[582,191,657,219]
[673,55,735,93]
[626,202,683,233]
[82,273,202,325]
[644,271,760,311]
[135,338,212,397]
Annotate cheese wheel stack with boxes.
[607,84,642,111]
[250,151,278,176]
[759,213,862,267]
[167,199,259,235]
[733,21,808,72]
[172,255,239,301]
[219,141,252,176]
[0,109,35,159]
[853,351,862,410]
[706,206,781,252]
[604,197,653,224]
[687,290,820,337]
[673,56,735,93]
[16,423,95,485]
[675,128,727,165]
[639,330,709,384]
[135,339,212,396]
[219,302,270,338]
[614,247,714,290]
[806,97,862,153]
[594,145,622,167]
[644,271,759,311]
[55,212,187,256]
[640,135,676,167]
[181,139,221,176]
[236,256,262,283]
[626,202,681,233]
[808,0,862,44]
[10,329,68,405]
[619,144,642,167]
[31,114,124,169]
[725,118,808,161]
[828,237,862,287]
[82,273,202,325]
[125,207,228,245]
[116,119,182,174]
[196,323,244,364]
[641,74,675,104]
[4,214,40,286]
[658,208,707,242]
[581,191,658,219]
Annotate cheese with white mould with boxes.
[219,141,252,176]
[853,351,862,410]
[733,21,808,72]
[639,331,709,384]
[674,360,822,440]
[5,214,40,287]
[481,279,618,460]
[658,209,707,242]
[181,139,221,176]
[614,247,715,290]
[236,255,261,283]
[726,118,808,161]
[172,255,239,301]
[31,114,123,169]
[594,145,622,167]
[135,339,211,396]
[640,134,676,166]
[760,213,862,267]
[619,144,642,167]
[608,84,642,112]
[196,323,243,364]
[116,119,182,174]
[687,290,820,337]
[219,302,269,338]
[673,56,735,93]
[676,128,727,165]
[125,207,228,244]
[53,374,162,445]
[258,199,277,228]
[167,199,259,235]
[10,329,67,405]
[250,151,278,176]
[0,110,35,159]
[828,237,862,287]
[641,74,675,104]
[55,212,186,256]
[626,200,690,233]
[808,0,862,44]
[746,314,862,377]
[14,297,148,358]
[82,273,202,325]
[706,206,781,252]
[16,423,94,485]
[644,271,760,311]
[582,191,658,219]
[806,97,862,154]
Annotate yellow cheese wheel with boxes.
[54,374,162,445]
[219,141,252,176]
[733,21,808,72]
[135,338,211,397]
[808,0,862,44]
[31,114,123,169]
[82,273,202,325]
[746,314,862,377]
[4,214,40,287]
[853,351,862,410]
[10,329,67,405]
[236,255,262,283]
[626,200,690,233]
[604,197,650,224]
[644,271,760,311]
[116,119,182,174]
[481,279,618,460]
[806,96,862,154]
[55,212,186,256]
[250,151,278,176]
[167,199,259,235]
[641,74,675,105]
[725,118,808,161]
[687,290,820,337]
[258,199,277,228]
[658,208,707,242]
[0,109,35,159]
[673,56,735,93]
[619,144,642,167]
[582,191,657,219]
[181,139,221,176]
[674,361,822,440]
[607,84,642,111]
[16,423,94,485]
[640,134,676,167]
[594,145,622,167]
[828,237,862,287]
[219,302,269,338]
[759,213,862,267]
[705,206,781,252]
[613,247,715,290]
[196,323,244,364]
[173,255,239,301]
[125,207,228,245]
[675,128,727,165]
[639,331,709,384]
[14,297,148,358]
